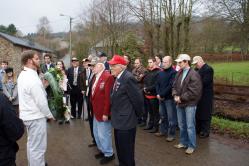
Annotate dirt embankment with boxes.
[213,84,249,122]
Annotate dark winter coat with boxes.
[143,68,161,96]
[0,93,24,166]
[195,64,214,120]
[156,67,177,100]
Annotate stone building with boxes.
[0,32,53,74]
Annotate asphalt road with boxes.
[16,119,249,166]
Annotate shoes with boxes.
[149,128,158,133]
[65,120,70,124]
[185,148,195,154]
[45,162,48,166]
[85,118,89,121]
[143,126,153,130]
[77,116,81,119]
[139,122,146,127]
[166,137,175,142]
[100,154,115,165]
[88,143,97,147]
[199,132,209,138]
[174,143,187,149]
[95,152,104,159]
[58,120,63,125]
[154,132,164,137]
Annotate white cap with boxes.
[192,56,203,64]
[175,54,191,62]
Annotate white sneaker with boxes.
[174,143,187,149]
[166,137,175,142]
[185,148,195,154]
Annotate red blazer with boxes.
[91,71,114,121]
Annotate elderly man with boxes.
[90,63,115,165]
[155,56,177,142]
[18,50,54,166]
[97,52,110,70]
[172,54,202,155]
[108,55,144,166]
[192,56,214,138]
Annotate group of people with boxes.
[0,49,213,166]
[131,54,213,155]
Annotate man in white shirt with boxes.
[18,50,54,166]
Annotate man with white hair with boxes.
[108,55,144,166]
[172,54,202,154]
[192,56,214,138]
[90,63,115,165]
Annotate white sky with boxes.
[0,0,91,35]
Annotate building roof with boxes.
[0,32,53,53]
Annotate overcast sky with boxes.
[0,0,91,35]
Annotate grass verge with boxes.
[210,61,249,85]
[211,116,249,140]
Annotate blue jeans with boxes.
[159,99,177,138]
[93,117,113,157]
[176,106,197,149]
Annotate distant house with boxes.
[0,32,53,73]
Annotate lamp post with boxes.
[60,14,73,57]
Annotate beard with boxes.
[31,59,40,70]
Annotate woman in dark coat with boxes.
[192,56,214,138]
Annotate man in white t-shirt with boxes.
[18,50,54,166]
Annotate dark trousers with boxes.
[196,118,212,134]
[70,87,83,118]
[114,128,136,166]
[145,98,160,129]
[140,96,148,123]
[86,96,95,143]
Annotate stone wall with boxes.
[0,37,23,74]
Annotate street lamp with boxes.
[60,14,74,57]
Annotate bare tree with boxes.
[128,0,157,57]
[208,0,249,56]
[36,16,52,40]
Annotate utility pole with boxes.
[60,14,74,57]
[69,17,73,57]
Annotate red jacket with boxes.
[91,71,114,121]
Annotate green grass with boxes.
[210,61,249,85]
[211,116,249,139]
[223,46,241,52]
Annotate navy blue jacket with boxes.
[156,67,176,100]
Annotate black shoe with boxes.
[77,116,81,119]
[88,143,97,147]
[149,128,158,133]
[139,122,146,127]
[143,126,153,130]
[199,132,209,138]
[85,118,89,121]
[65,120,70,124]
[58,120,63,125]
[45,162,48,166]
[100,154,115,165]
[95,152,104,159]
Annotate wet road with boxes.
[16,119,249,166]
